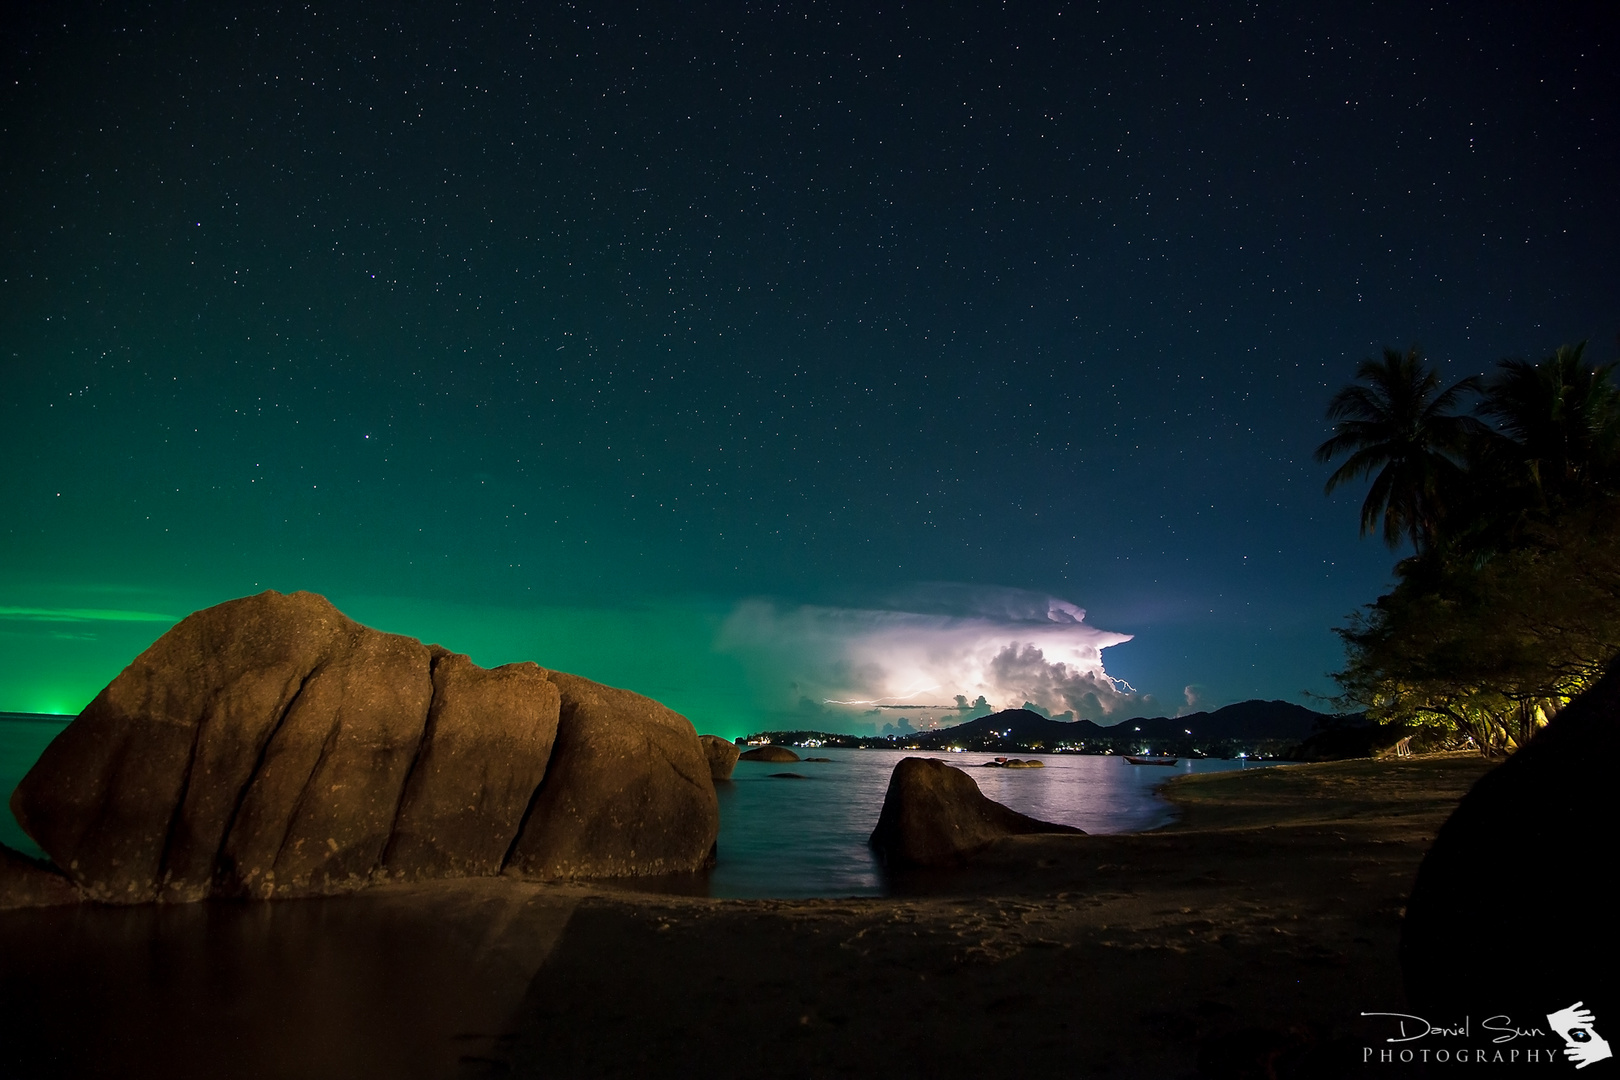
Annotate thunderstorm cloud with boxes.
[718,585,1142,725]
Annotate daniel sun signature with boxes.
[1361,1004,1612,1069]
[1360,1013,1547,1044]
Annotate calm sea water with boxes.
[1,718,1268,898]
[710,749,1266,898]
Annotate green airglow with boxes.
[0,589,768,741]
[0,607,179,622]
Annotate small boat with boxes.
[1125,755,1180,766]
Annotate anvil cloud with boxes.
[720,587,1141,728]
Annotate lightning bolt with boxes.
[823,682,941,706]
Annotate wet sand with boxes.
[0,755,1494,1079]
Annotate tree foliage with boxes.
[1314,346,1483,552]
[1320,342,1620,755]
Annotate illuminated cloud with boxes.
[986,642,1136,720]
[718,586,1141,723]
[1179,684,1206,716]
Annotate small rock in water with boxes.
[699,734,740,780]
[767,772,809,780]
[738,745,800,763]
[869,757,1082,867]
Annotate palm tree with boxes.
[1476,342,1620,510]
[1315,346,1483,552]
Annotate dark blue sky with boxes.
[3,2,1616,732]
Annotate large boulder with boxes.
[738,745,799,763]
[699,735,740,781]
[10,590,718,903]
[212,623,434,900]
[12,590,382,902]
[1401,663,1619,1024]
[504,673,718,879]
[381,652,561,880]
[0,845,81,910]
[869,757,1083,867]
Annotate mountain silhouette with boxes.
[904,700,1338,749]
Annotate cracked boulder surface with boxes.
[9,590,718,904]
[505,672,720,880]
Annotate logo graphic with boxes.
[1546,1003,1612,1070]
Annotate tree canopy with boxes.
[1314,346,1482,552]
[1319,342,1620,755]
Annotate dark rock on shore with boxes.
[699,735,740,780]
[1401,662,1618,1023]
[504,672,718,880]
[212,622,435,900]
[0,844,82,910]
[869,757,1083,868]
[738,745,799,763]
[10,590,718,904]
[13,590,385,903]
[382,653,561,880]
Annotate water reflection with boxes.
[0,880,576,1080]
[710,749,1264,899]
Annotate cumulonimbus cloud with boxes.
[717,585,1141,723]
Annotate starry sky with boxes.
[2,2,1616,737]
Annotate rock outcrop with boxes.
[381,652,561,881]
[210,621,435,901]
[0,844,82,910]
[1401,662,1618,1022]
[503,672,718,880]
[10,590,719,903]
[869,757,1083,868]
[699,735,740,780]
[738,745,799,763]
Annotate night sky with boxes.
[3,2,1616,737]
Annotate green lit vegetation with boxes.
[1319,342,1620,755]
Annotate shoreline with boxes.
[0,755,1495,1079]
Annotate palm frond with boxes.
[1318,344,1484,551]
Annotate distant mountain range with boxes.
[914,700,1345,747]
[749,699,1360,755]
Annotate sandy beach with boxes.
[0,755,1494,1079]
